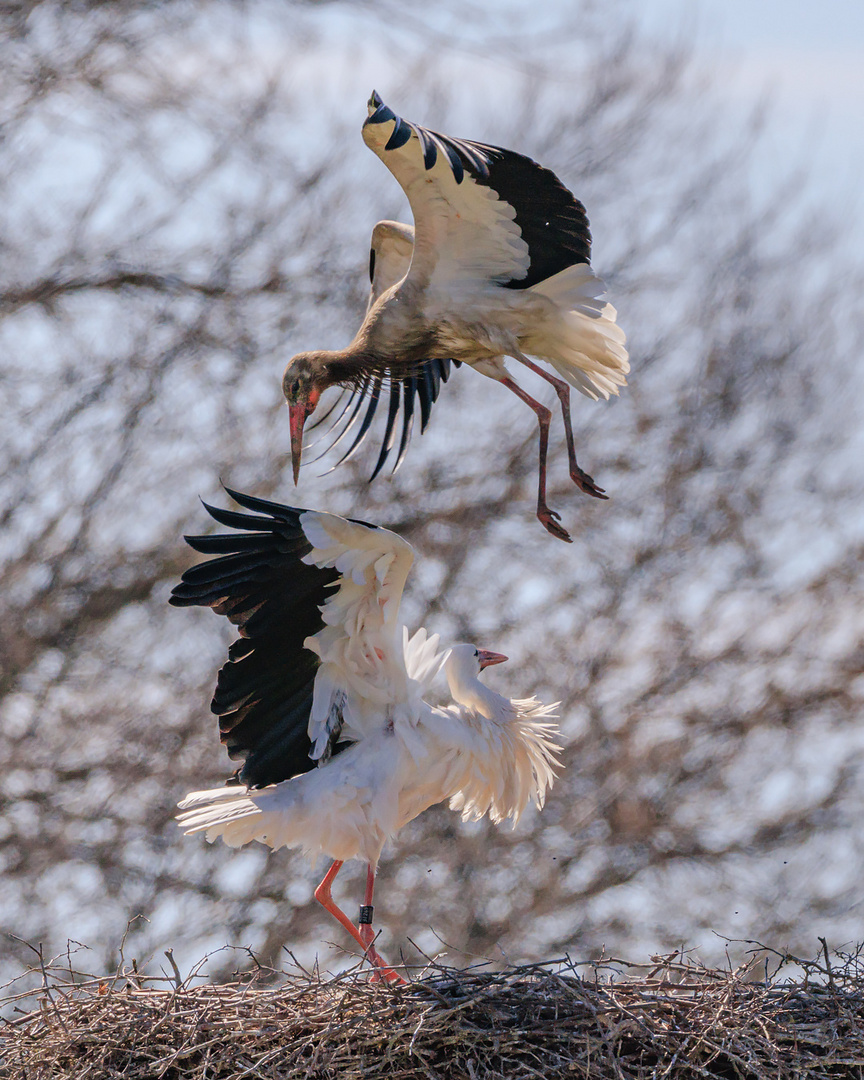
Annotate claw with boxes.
[367,952,407,984]
[538,508,572,543]
[571,466,608,500]
[361,936,406,984]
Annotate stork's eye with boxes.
[474,649,479,658]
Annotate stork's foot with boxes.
[361,927,407,984]
[538,506,573,544]
[367,953,407,985]
[570,465,608,500]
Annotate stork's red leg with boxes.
[315,860,369,951]
[499,376,573,543]
[314,860,404,983]
[359,864,406,984]
[514,353,607,501]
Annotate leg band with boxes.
[358,905,374,925]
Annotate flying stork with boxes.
[283,92,629,543]
[172,488,562,981]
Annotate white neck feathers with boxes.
[444,647,514,721]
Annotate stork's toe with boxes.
[538,509,573,543]
[570,466,608,500]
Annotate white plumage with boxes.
[171,489,561,980]
[178,648,559,862]
[283,92,629,542]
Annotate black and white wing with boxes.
[170,489,424,788]
[170,490,340,788]
[362,91,592,293]
[316,218,460,480]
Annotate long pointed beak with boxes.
[478,650,508,669]
[288,387,321,485]
[289,402,307,485]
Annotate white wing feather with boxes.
[402,625,449,692]
[367,220,415,313]
[363,117,529,290]
[299,511,417,754]
[445,698,563,827]
[362,99,629,402]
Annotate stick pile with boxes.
[3,945,863,1078]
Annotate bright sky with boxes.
[337,0,864,245]
[640,0,864,226]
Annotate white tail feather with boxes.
[528,263,629,400]
[177,788,267,848]
[177,785,342,855]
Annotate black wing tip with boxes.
[221,485,301,517]
[198,499,255,532]
[384,118,412,151]
[179,492,311,561]
[178,530,219,557]
[330,375,382,471]
[366,91,395,127]
[482,150,592,283]
[364,94,481,185]
[195,487,308,528]
[368,379,402,480]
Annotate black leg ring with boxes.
[359,905,374,925]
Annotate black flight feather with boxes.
[321,356,460,481]
[369,378,403,480]
[169,491,345,788]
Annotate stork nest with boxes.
[3,940,864,1079]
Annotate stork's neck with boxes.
[444,655,514,722]
[311,347,374,386]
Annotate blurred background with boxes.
[2,0,863,986]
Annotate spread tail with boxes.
[528,263,629,400]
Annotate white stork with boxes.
[283,92,629,543]
[172,488,562,982]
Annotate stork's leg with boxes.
[359,864,406,985]
[314,860,404,984]
[514,352,608,500]
[499,376,573,543]
[314,860,369,952]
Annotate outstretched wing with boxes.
[362,91,592,293]
[315,218,460,480]
[298,507,418,752]
[170,490,339,788]
[170,490,418,788]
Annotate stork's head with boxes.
[444,643,510,718]
[282,353,329,484]
[445,643,507,686]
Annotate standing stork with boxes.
[172,488,562,981]
[283,92,628,543]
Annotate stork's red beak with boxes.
[289,402,307,485]
[477,650,508,669]
[288,388,320,485]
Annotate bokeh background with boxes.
[2,0,863,987]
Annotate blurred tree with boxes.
[2,0,863,986]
